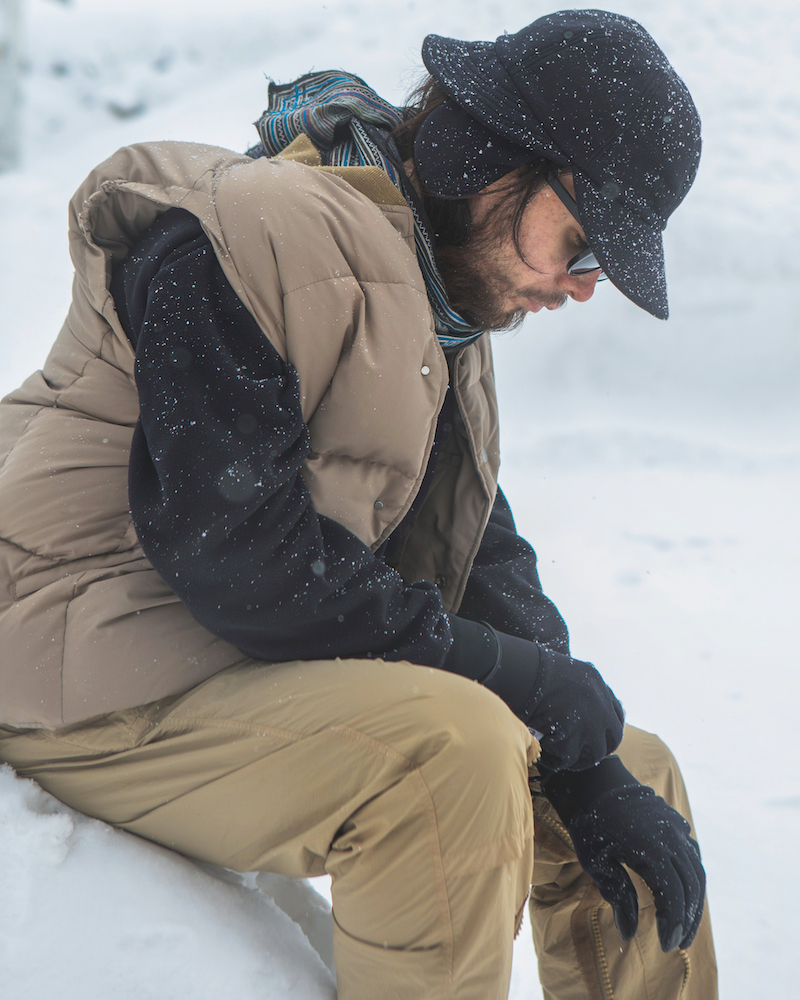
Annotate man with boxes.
[0,10,717,1000]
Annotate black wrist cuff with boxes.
[484,624,542,720]
[541,754,639,827]
[442,615,499,681]
[442,616,542,722]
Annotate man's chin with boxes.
[492,295,568,330]
[458,306,527,333]
[492,309,528,333]
[457,291,566,332]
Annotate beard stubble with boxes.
[434,203,567,332]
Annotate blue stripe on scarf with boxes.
[254,71,484,348]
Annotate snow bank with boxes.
[0,766,335,998]
[1,2,798,998]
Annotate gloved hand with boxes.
[520,644,625,770]
[542,756,706,951]
[443,617,624,771]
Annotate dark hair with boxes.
[391,75,555,257]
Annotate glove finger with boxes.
[679,891,705,950]
[658,917,685,953]
[586,861,639,942]
[630,855,687,952]
[605,724,621,757]
[571,716,624,768]
[671,848,704,934]
[667,832,705,933]
[607,693,625,751]
[677,842,706,949]
[542,735,598,771]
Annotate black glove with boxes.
[443,616,625,771]
[520,643,625,770]
[542,756,706,951]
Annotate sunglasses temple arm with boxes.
[547,172,583,226]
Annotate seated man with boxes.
[0,10,716,1000]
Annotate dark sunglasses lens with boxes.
[567,248,606,280]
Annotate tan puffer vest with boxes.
[0,140,500,728]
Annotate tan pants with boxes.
[0,658,716,1000]
[530,736,717,1000]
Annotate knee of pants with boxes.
[325,667,535,920]
[615,725,693,825]
[386,668,532,782]
[375,669,534,854]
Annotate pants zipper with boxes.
[589,904,616,1000]
[677,948,692,998]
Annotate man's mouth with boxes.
[524,294,567,313]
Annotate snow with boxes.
[1,0,798,997]
[0,767,336,998]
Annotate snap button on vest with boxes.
[420,365,430,375]
[374,500,384,510]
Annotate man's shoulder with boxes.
[75,139,417,282]
[213,155,420,290]
[218,154,410,233]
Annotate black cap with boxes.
[416,10,702,319]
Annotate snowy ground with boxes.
[1,0,799,996]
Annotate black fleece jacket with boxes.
[112,207,573,721]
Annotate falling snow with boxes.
[0,1,798,998]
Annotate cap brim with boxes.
[424,32,671,320]
[573,170,669,320]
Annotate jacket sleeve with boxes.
[457,488,571,654]
[114,207,569,729]
[115,209,452,667]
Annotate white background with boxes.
[1,1,798,996]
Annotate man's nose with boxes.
[562,270,601,302]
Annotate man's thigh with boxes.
[0,656,534,876]
[1,660,540,1000]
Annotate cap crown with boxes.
[421,10,702,318]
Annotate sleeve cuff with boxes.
[443,615,542,721]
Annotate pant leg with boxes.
[529,725,718,1000]
[0,657,537,1000]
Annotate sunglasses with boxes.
[547,173,608,280]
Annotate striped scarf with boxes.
[254,71,484,349]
